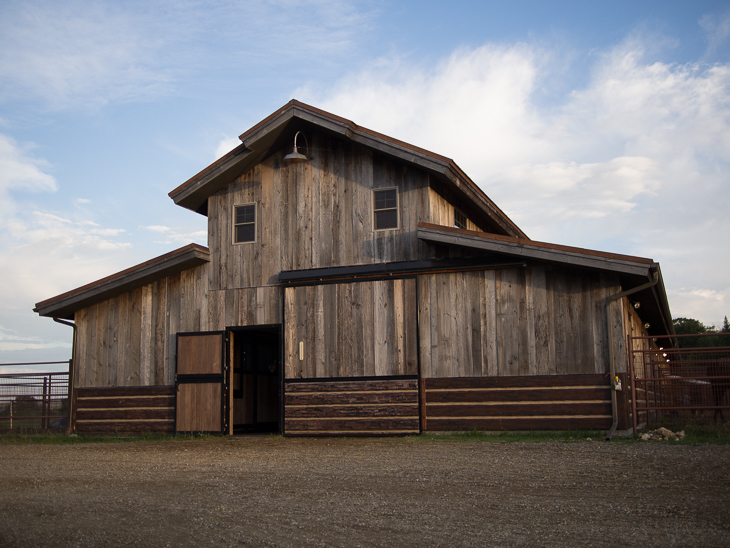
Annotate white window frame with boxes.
[372,187,399,231]
[232,202,257,244]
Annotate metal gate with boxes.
[0,363,71,431]
[629,334,730,432]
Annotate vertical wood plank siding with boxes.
[73,265,281,388]
[423,375,612,431]
[75,386,175,433]
[67,126,633,439]
[284,378,420,435]
[418,266,620,378]
[284,279,418,379]
[206,131,459,292]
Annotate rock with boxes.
[656,427,678,441]
[640,427,686,441]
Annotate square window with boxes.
[373,188,398,230]
[233,204,256,243]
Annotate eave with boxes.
[33,244,210,320]
[169,100,527,238]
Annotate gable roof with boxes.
[169,100,527,239]
[33,244,210,320]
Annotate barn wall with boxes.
[422,375,612,431]
[284,278,418,379]
[207,131,439,291]
[418,265,621,378]
[73,265,281,389]
[624,296,656,353]
[427,187,484,232]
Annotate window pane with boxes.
[235,223,255,243]
[375,209,397,230]
[374,189,397,210]
[235,205,255,224]
[454,210,467,229]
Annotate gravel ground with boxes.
[0,437,728,547]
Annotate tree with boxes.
[672,317,730,348]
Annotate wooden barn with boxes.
[34,100,673,437]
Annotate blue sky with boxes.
[1,0,729,371]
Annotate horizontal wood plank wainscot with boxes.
[423,375,612,431]
[75,386,175,433]
[284,377,420,435]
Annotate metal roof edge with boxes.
[168,100,526,237]
[417,223,654,276]
[34,244,210,319]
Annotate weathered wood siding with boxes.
[284,378,420,435]
[207,131,499,291]
[428,187,482,231]
[418,266,621,378]
[284,279,418,379]
[422,375,612,431]
[73,265,281,389]
[75,386,175,433]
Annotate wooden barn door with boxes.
[175,332,227,433]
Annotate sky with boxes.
[1,0,729,372]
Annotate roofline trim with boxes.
[169,100,527,238]
[34,243,210,318]
[417,223,654,276]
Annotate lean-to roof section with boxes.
[417,222,674,338]
[169,100,527,238]
[33,244,210,320]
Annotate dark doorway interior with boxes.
[231,327,280,434]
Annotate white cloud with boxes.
[0,0,374,110]
[0,133,136,361]
[0,2,177,109]
[0,134,57,221]
[215,137,241,160]
[0,325,70,352]
[144,225,171,233]
[700,11,730,57]
[300,37,730,325]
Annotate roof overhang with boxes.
[417,222,674,340]
[33,244,210,320]
[169,100,526,238]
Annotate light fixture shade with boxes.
[283,131,310,164]
[283,149,308,163]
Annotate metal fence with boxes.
[629,334,730,432]
[0,362,70,431]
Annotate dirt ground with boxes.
[0,437,728,547]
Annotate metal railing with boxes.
[629,334,730,433]
[0,362,71,431]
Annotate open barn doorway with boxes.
[229,326,281,434]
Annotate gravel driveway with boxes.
[0,437,728,547]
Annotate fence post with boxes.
[9,400,12,430]
[42,376,48,429]
[629,334,638,436]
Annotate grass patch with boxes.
[414,429,610,443]
[0,431,220,446]
[641,417,730,445]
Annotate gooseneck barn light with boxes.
[283,131,310,164]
